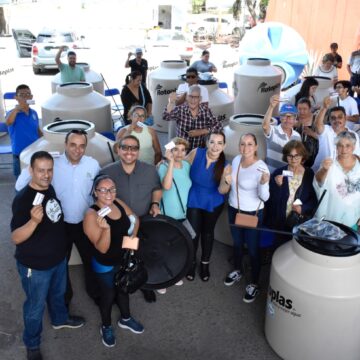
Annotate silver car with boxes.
[31,29,86,74]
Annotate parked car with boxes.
[144,29,194,64]
[31,29,88,74]
[12,29,36,58]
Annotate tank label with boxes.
[257,82,281,93]
[222,60,238,68]
[267,286,302,318]
[155,84,177,96]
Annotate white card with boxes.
[97,206,111,217]
[49,151,61,158]
[293,199,303,206]
[164,141,176,150]
[32,192,44,206]
[137,121,145,128]
[26,99,35,105]
[282,170,294,177]
[257,165,268,173]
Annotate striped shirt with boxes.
[265,124,301,173]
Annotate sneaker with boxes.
[52,315,85,329]
[27,348,42,360]
[224,270,242,286]
[118,317,144,334]
[175,280,183,286]
[100,325,116,347]
[243,284,259,303]
[156,288,167,294]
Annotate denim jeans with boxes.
[228,205,263,284]
[17,258,68,349]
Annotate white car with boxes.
[32,29,88,74]
[144,29,194,64]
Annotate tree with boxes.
[233,0,268,25]
[0,7,7,35]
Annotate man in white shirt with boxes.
[175,67,209,106]
[16,129,100,305]
[262,95,301,173]
[347,48,360,90]
[334,80,359,130]
[312,97,360,172]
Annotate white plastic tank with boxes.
[238,22,308,89]
[51,63,104,94]
[281,76,333,108]
[19,119,115,169]
[265,226,360,360]
[234,58,282,116]
[149,60,187,133]
[42,82,112,133]
[215,114,277,246]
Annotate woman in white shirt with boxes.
[224,133,270,304]
[313,54,338,85]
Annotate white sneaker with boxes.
[224,270,242,286]
[175,280,183,286]
[156,288,167,294]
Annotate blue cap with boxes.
[279,103,297,115]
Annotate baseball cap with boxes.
[279,103,297,115]
[135,48,143,54]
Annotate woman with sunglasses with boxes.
[83,175,144,348]
[116,105,162,165]
[266,140,317,242]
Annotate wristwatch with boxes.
[150,201,160,207]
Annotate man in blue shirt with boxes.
[5,84,42,178]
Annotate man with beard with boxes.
[55,46,85,83]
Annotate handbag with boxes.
[114,249,148,294]
[234,160,261,229]
[161,174,196,239]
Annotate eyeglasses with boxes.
[335,85,344,89]
[281,114,296,119]
[96,187,116,194]
[17,92,32,98]
[330,115,344,121]
[186,75,197,79]
[133,113,146,119]
[119,144,140,152]
[287,154,301,160]
[188,95,200,100]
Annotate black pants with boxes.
[350,73,360,95]
[187,203,224,263]
[95,268,130,326]
[64,222,100,305]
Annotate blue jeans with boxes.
[13,155,20,178]
[17,258,68,349]
[228,205,263,284]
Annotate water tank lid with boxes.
[160,60,187,69]
[294,221,360,257]
[44,120,95,138]
[247,58,271,66]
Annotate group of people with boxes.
[6,43,360,360]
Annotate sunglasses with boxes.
[119,144,140,152]
[186,75,197,79]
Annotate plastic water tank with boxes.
[19,120,115,169]
[149,60,187,133]
[214,114,277,246]
[238,22,308,89]
[282,76,333,108]
[265,224,360,360]
[51,63,104,94]
[42,82,112,133]
[234,58,282,116]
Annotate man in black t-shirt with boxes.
[125,48,148,85]
[10,151,85,360]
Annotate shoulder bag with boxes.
[114,249,148,294]
[234,161,261,228]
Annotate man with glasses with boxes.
[5,84,42,178]
[262,95,301,173]
[333,80,359,130]
[16,129,101,306]
[125,48,148,85]
[312,97,360,172]
[175,67,209,106]
[164,85,222,151]
[100,135,161,302]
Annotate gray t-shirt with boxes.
[100,160,161,217]
[190,60,216,73]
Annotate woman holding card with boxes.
[224,133,270,303]
[116,105,162,165]
[266,140,317,238]
[83,175,144,348]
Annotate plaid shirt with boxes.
[163,103,222,150]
